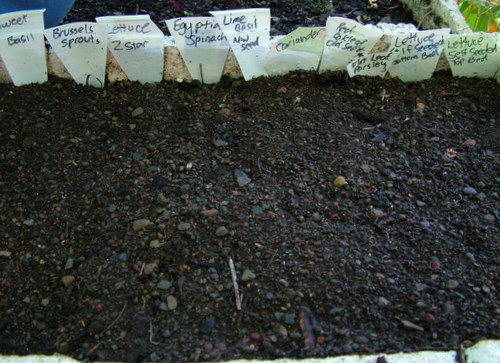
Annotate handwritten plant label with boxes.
[388,28,450,82]
[96,15,164,83]
[0,9,47,85]
[318,17,382,73]
[444,33,500,78]
[165,17,229,84]
[264,27,326,76]
[347,46,399,78]
[211,8,270,80]
[44,22,107,87]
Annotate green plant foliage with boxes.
[458,0,500,32]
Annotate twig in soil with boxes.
[149,321,160,345]
[86,303,127,355]
[229,257,242,310]
[102,303,127,335]
[87,342,101,355]
[267,249,279,268]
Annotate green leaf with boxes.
[475,13,490,30]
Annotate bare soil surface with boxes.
[1,72,499,362]
[1,1,499,362]
[65,0,415,35]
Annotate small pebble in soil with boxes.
[215,226,229,237]
[133,219,153,231]
[235,169,251,187]
[144,263,158,275]
[157,280,172,291]
[61,275,75,287]
[463,187,478,196]
[199,315,216,334]
[177,222,191,231]
[167,295,178,310]
[241,269,257,281]
[377,296,391,307]
[131,107,144,117]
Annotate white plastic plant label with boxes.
[318,17,382,73]
[211,8,270,80]
[0,9,47,85]
[388,28,451,82]
[444,33,500,78]
[346,47,399,78]
[165,17,230,84]
[96,15,164,83]
[44,22,107,87]
[264,27,326,76]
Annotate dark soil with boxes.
[65,0,416,35]
[1,1,500,363]
[1,71,499,361]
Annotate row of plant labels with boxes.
[0,8,499,86]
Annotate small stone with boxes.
[219,108,231,117]
[463,187,477,196]
[283,313,296,325]
[23,219,35,226]
[177,222,191,231]
[484,214,495,222]
[241,269,257,281]
[465,252,476,263]
[443,301,456,314]
[312,212,322,222]
[133,219,153,231]
[0,251,11,258]
[150,240,164,248]
[157,280,172,291]
[235,169,251,187]
[57,342,70,353]
[368,207,385,221]
[117,252,128,262]
[200,209,219,217]
[213,139,228,147]
[167,295,178,310]
[354,335,369,344]
[159,302,168,311]
[215,226,229,237]
[447,280,459,289]
[416,200,426,207]
[156,193,168,204]
[64,258,74,270]
[144,263,158,275]
[400,319,424,331]
[360,164,371,173]
[462,139,476,147]
[199,315,216,334]
[61,275,75,287]
[41,298,50,306]
[131,107,144,117]
[377,296,391,307]
[333,176,348,187]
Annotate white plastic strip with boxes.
[44,22,107,87]
[211,8,270,80]
[96,15,164,84]
[264,27,326,76]
[0,9,47,85]
[0,340,499,363]
[165,16,230,84]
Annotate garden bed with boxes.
[0,1,499,362]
